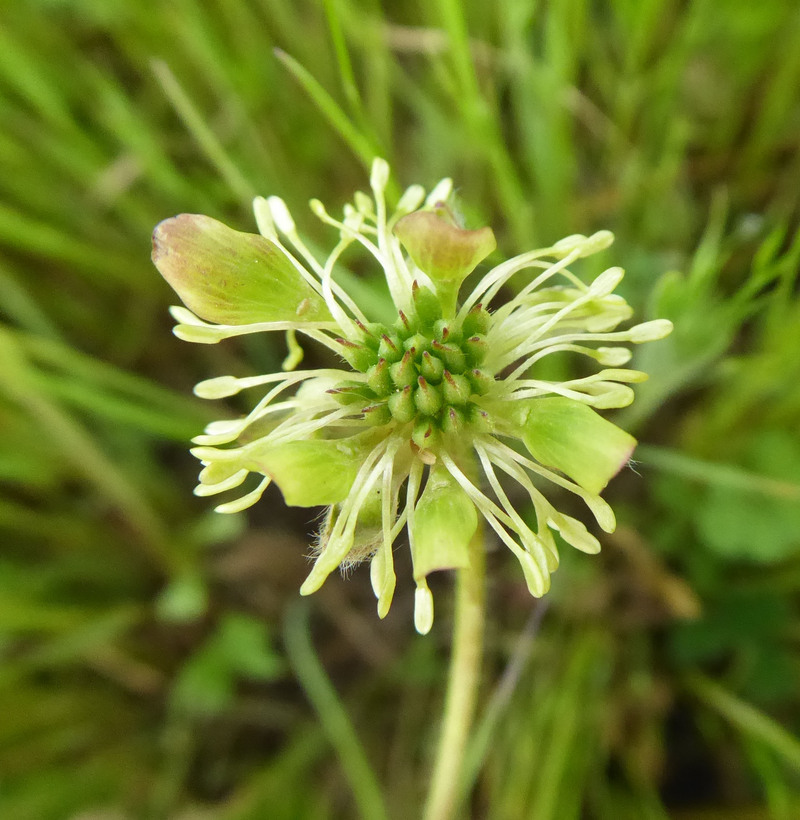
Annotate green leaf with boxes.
[670,591,790,665]
[411,465,477,580]
[156,573,208,622]
[171,614,282,717]
[696,431,800,562]
[152,214,332,325]
[216,613,284,680]
[518,397,636,494]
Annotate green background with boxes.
[1,1,799,817]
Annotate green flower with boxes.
[152,159,672,634]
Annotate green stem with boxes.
[423,527,486,820]
[283,599,389,820]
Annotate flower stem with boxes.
[423,526,486,820]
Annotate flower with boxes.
[152,159,672,634]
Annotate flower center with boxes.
[330,297,494,451]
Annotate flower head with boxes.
[152,159,672,633]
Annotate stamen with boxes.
[475,444,552,572]
[193,368,348,400]
[402,458,434,634]
[414,580,434,635]
[320,237,365,336]
[174,319,339,345]
[370,159,413,312]
[372,454,399,617]
[252,196,278,240]
[193,371,345,443]
[193,468,249,497]
[459,245,582,321]
[191,400,302,445]
[214,476,271,514]
[498,343,632,381]
[501,324,671,374]
[424,177,453,207]
[482,437,616,533]
[264,405,359,447]
[490,285,619,371]
[312,197,410,312]
[264,195,368,325]
[393,184,426,218]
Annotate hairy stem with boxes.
[423,526,486,820]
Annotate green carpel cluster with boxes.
[330,287,493,451]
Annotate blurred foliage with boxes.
[1,0,800,817]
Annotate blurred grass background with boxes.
[1,0,800,817]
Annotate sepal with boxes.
[394,211,496,286]
[410,466,477,582]
[152,214,331,325]
[516,397,636,494]
[245,434,378,507]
